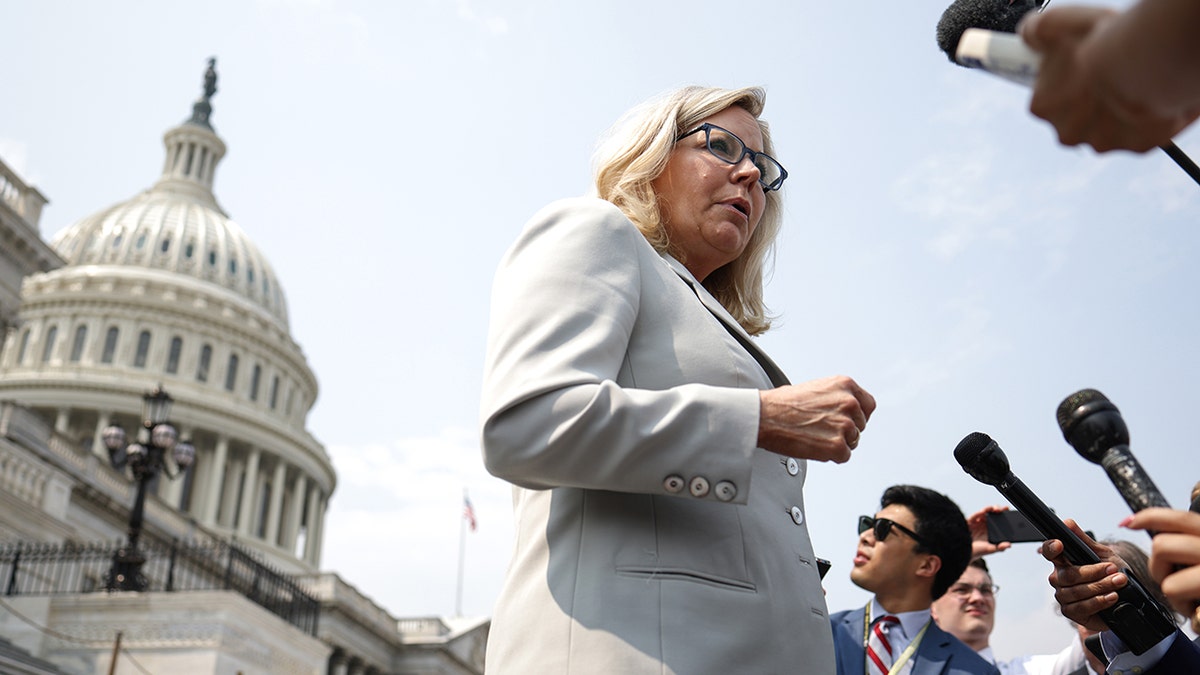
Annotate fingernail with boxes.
[1118,515,1134,528]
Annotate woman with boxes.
[481,85,875,674]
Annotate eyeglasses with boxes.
[858,515,933,549]
[947,582,1000,598]
[675,123,788,192]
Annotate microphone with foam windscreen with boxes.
[935,0,1200,185]
[954,431,1176,654]
[937,0,1044,83]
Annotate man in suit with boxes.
[830,485,999,675]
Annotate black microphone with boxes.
[1057,390,1172,532]
[936,0,1043,63]
[955,431,1176,654]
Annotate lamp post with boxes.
[102,385,196,592]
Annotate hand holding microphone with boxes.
[1019,3,1200,154]
[937,0,1200,174]
[1057,390,1200,633]
[954,432,1176,653]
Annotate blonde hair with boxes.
[592,86,782,335]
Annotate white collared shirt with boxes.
[872,599,932,657]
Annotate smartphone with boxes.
[986,509,1043,544]
[816,557,832,580]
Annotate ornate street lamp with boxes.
[102,385,197,592]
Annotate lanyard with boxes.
[862,600,931,675]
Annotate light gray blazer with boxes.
[481,197,835,674]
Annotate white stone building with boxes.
[0,62,487,675]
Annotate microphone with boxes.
[1057,390,1172,531]
[935,0,1200,185]
[936,0,1043,62]
[955,431,1176,654]
[936,0,1043,84]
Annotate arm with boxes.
[1019,0,1200,152]
[481,198,758,496]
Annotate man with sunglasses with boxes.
[830,485,999,675]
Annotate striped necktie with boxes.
[867,614,901,675]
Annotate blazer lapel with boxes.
[912,622,953,675]
[664,256,791,387]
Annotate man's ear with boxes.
[915,553,942,581]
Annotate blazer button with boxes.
[663,475,685,493]
[689,476,710,498]
[714,481,737,502]
[785,458,800,476]
[789,506,804,526]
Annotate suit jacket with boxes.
[1143,632,1200,675]
[829,606,1000,675]
[481,198,834,674]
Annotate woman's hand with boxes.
[1122,507,1200,618]
[757,375,875,463]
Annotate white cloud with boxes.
[454,0,509,35]
[889,145,1017,260]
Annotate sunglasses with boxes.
[858,515,933,549]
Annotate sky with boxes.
[3,0,1200,660]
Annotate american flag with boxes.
[463,494,477,532]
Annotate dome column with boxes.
[285,473,306,555]
[236,446,261,536]
[198,435,229,526]
[90,413,113,460]
[219,454,244,528]
[303,486,326,566]
[265,459,287,546]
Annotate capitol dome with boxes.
[0,60,334,573]
[50,96,288,327]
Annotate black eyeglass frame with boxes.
[857,514,934,550]
[675,123,789,192]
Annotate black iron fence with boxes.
[0,540,319,636]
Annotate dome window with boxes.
[229,258,237,276]
[208,250,217,267]
[161,237,171,254]
[70,325,88,362]
[185,241,195,258]
[136,232,147,249]
[197,344,212,382]
[249,364,261,401]
[269,375,279,410]
[101,327,119,364]
[41,326,58,363]
[224,354,239,391]
[133,330,151,368]
[248,266,255,284]
[113,234,123,249]
[166,336,183,374]
[16,329,30,365]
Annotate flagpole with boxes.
[456,489,467,617]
